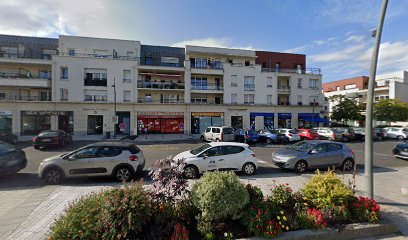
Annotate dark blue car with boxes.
[234,129,259,143]
[257,129,288,144]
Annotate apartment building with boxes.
[0,34,325,140]
[323,71,408,125]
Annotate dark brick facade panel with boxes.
[322,76,369,92]
[255,51,306,70]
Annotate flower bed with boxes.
[48,159,382,240]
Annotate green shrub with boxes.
[350,196,381,223]
[192,171,249,222]
[302,170,354,210]
[245,184,264,205]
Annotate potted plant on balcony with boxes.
[152,80,158,89]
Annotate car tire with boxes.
[327,137,333,141]
[397,135,404,140]
[266,138,272,144]
[294,160,308,173]
[183,165,199,179]
[341,158,354,171]
[200,136,205,142]
[342,136,349,142]
[114,166,133,182]
[43,167,63,184]
[242,162,256,175]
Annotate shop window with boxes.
[21,113,51,135]
[87,115,103,135]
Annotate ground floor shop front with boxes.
[0,102,325,140]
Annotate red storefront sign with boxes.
[138,112,184,134]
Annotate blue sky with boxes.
[0,0,407,82]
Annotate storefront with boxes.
[58,112,74,133]
[138,112,184,134]
[115,112,130,135]
[278,113,292,129]
[250,112,274,130]
[87,115,103,135]
[298,113,329,128]
[191,112,224,134]
[0,110,12,133]
[21,111,74,136]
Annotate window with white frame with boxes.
[84,90,107,102]
[267,77,273,88]
[309,79,318,89]
[344,84,356,90]
[123,70,131,82]
[231,94,237,104]
[191,77,208,90]
[231,75,237,87]
[84,69,107,81]
[94,49,109,58]
[244,76,255,91]
[297,78,302,88]
[267,95,273,105]
[244,94,255,104]
[60,89,68,101]
[191,98,207,104]
[61,67,68,79]
[123,90,131,102]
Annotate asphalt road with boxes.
[1,139,407,189]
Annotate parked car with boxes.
[277,129,301,142]
[234,129,260,143]
[0,141,27,175]
[383,127,408,140]
[353,127,365,140]
[374,128,386,141]
[33,130,72,149]
[257,129,288,144]
[297,128,319,140]
[0,132,18,145]
[201,126,235,142]
[332,127,356,142]
[271,140,355,173]
[392,141,408,160]
[173,142,258,178]
[38,141,145,184]
[314,127,342,141]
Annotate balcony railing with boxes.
[244,84,255,91]
[141,57,184,67]
[0,49,57,60]
[244,101,255,105]
[0,94,51,101]
[278,102,291,106]
[137,98,185,104]
[191,62,223,70]
[190,100,222,105]
[277,86,291,93]
[191,84,223,91]
[262,67,321,75]
[84,78,107,86]
[84,95,107,102]
[0,71,51,80]
[59,52,139,61]
[138,80,185,90]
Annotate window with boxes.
[309,79,318,89]
[327,143,342,152]
[205,128,211,133]
[312,143,328,153]
[297,95,302,104]
[231,75,237,87]
[267,95,273,105]
[203,146,224,157]
[224,146,245,155]
[61,67,68,79]
[39,70,50,79]
[71,147,99,159]
[212,128,221,133]
[87,115,103,135]
[374,96,380,101]
[275,62,281,72]
[297,78,302,88]
[123,90,131,102]
[244,94,255,104]
[97,147,122,157]
[336,86,340,91]
[0,93,5,100]
[191,77,208,90]
[84,90,107,102]
[123,70,131,82]
[94,49,108,58]
[244,76,255,91]
[21,112,51,135]
[127,51,134,59]
[191,98,207,104]
[68,49,75,56]
[245,60,250,66]
[231,94,237,104]
[60,89,68,101]
[345,84,357,90]
[267,77,273,88]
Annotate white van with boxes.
[201,126,235,142]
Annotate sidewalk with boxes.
[134,134,199,143]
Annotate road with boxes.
[1,139,407,189]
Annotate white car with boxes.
[173,142,258,178]
[201,126,235,142]
[278,129,301,142]
[383,127,408,140]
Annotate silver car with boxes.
[38,142,145,184]
[271,140,355,173]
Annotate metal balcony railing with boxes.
[191,62,223,70]
[262,67,321,75]
[0,71,51,80]
[0,94,51,101]
[278,101,291,106]
[244,84,255,91]
[191,84,223,91]
[137,98,185,104]
[277,86,291,93]
[0,49,56,60]
[59,52,139,61]
[84,96,107,102]
[138,80,185,90]
[190,100,222,105]
[84,78,107,86]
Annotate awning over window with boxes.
[301,117,330,123]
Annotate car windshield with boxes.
[288,129,297,134]
[262,130,272,134]
[287,141,316,152]
[38,131,58,137]
[190,144,211,155]
[223,128,234,134]
[333,128,344,133]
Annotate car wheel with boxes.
[266,138,272,144]
[200,136,205,142]
[341,158,354,171]
[44,168,63,184]
[183,165,198,179]
[114,166,133,182]
[327,137,333,141]
[294,160,308,173]
[242,162,256,175]
[397,135,404,140]
[342,136,349,142]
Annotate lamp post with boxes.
[112,77,117,139]
[311,93,320,128]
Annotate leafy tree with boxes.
[329,95,364,124]
[373,99,408,124]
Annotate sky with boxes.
[0,0,407,82]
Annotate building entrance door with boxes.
[231,116,243,130]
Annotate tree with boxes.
[329,95,364,124]
[373,99,408,124]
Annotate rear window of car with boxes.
[38,131,58,137]
[289,130,297,134]
[128,145,141,154]
[212,128,221,133]
[222,128,234,134]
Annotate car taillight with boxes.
[251,153,256,157]
[129,155,138,161]
[332,133,336,138]
[288,134,292,137]
[33,137,38,142]
[350,149,354,155]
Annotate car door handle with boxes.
[218,159,224,161]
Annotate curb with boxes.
[241,218,400,240]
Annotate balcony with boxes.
[0,71,51,88]
[84,95,107,102]
[0,49,56,60]
[191,84,224,91]
[0,94,51,101]
[262,67,321,75]
[137,80,185,90]
[191,99,223,105]
[278,102,291,106]
[277,86,291,93]
[244,84,255,91]
[84,78,107,87]
[137,98,185,104]
[244,101,255,105]
[59,52,139,61]
[140,57,184,67]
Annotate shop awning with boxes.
[250,112,274,118]
[278,113,292,119]
[301,117,330,123]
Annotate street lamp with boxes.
[311,93,320,128]
[112,77,117,139]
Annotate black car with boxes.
[392,141,408,160]
[33,130,72,149]
[0,141,27,175]
[0,132,18,145]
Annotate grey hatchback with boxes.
[271,140,355,173]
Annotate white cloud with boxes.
[345,35,365,43]
[171,37,255,50]
[309,44,368,62]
